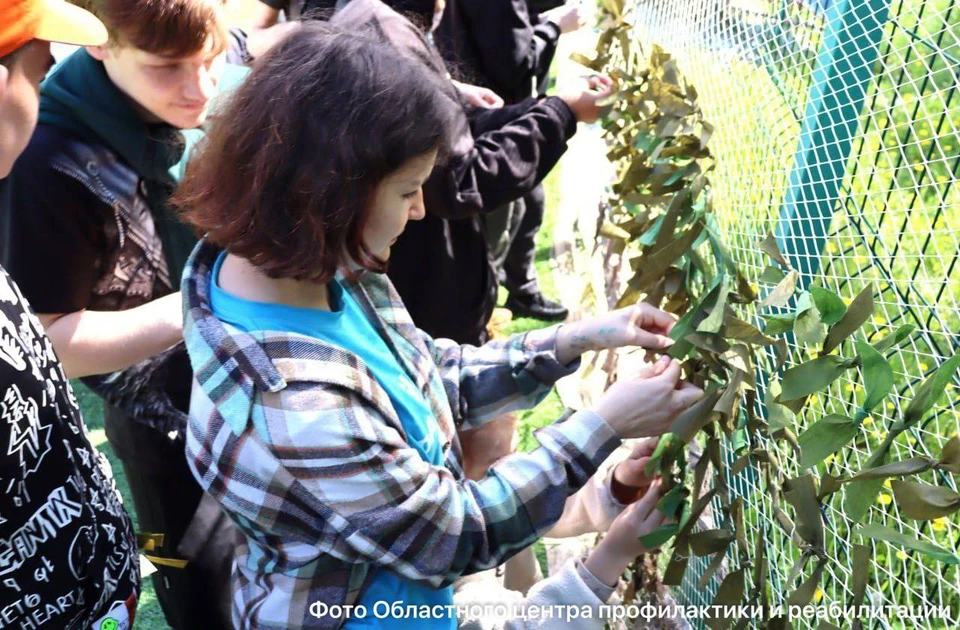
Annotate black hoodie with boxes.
[334,0,577,344]
[434,0,562,104]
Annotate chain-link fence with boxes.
[616,0,960,627]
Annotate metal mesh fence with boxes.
[614,0,960,627]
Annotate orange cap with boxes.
[0,0,108,59]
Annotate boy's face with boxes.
[89,39,224,130]
[0,40,55,178]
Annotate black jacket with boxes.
[434,0,562,104]
[391,97,575,344]
[334,0,576,344]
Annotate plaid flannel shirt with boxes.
[181,240,622,629]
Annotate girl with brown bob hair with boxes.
[174,21,702,629]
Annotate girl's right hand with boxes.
[591,356,703,439]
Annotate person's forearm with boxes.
[250,4,281,30]
[39,293,184,378]
[556,312,659,366]
[424,97,576,221]
[583,541,631,589]
[555,321,594,365]
[544,468,622,538]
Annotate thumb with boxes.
[635,329,675,350]
[627,355,671,380]
[673,381,705,407]
[654,358,682,386]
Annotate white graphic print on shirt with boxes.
[0,267,139,628]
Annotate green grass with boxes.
[500,164,569,453]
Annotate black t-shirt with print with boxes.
[0,261,140,629]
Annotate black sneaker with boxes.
[504,292,569,322]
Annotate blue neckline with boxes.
[210,251,345,333]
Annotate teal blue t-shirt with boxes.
[209,252,455,629]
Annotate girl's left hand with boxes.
[556,303,677,363]
[583,480,670,587]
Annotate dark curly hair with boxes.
[173,21,455,282]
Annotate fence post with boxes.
[775,0,892,287]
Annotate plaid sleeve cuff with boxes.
[537,409,622,486]
[513,324,581,392]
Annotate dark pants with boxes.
[486,183,546,298]
[104,404,235,630]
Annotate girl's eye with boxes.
[402,190,419,199]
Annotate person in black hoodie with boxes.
[434,0,581,104]
[250,0,338,29]
[333,0,610,346]
[433,0,584,321]
[1,1,240,627]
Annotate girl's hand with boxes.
[556,74,615,124]
[452,80,505,109]
[610,437,659,503]
[542,5,584,34]
[556,303,677,364]
[592,356,704,439]
[583,480,670,587]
